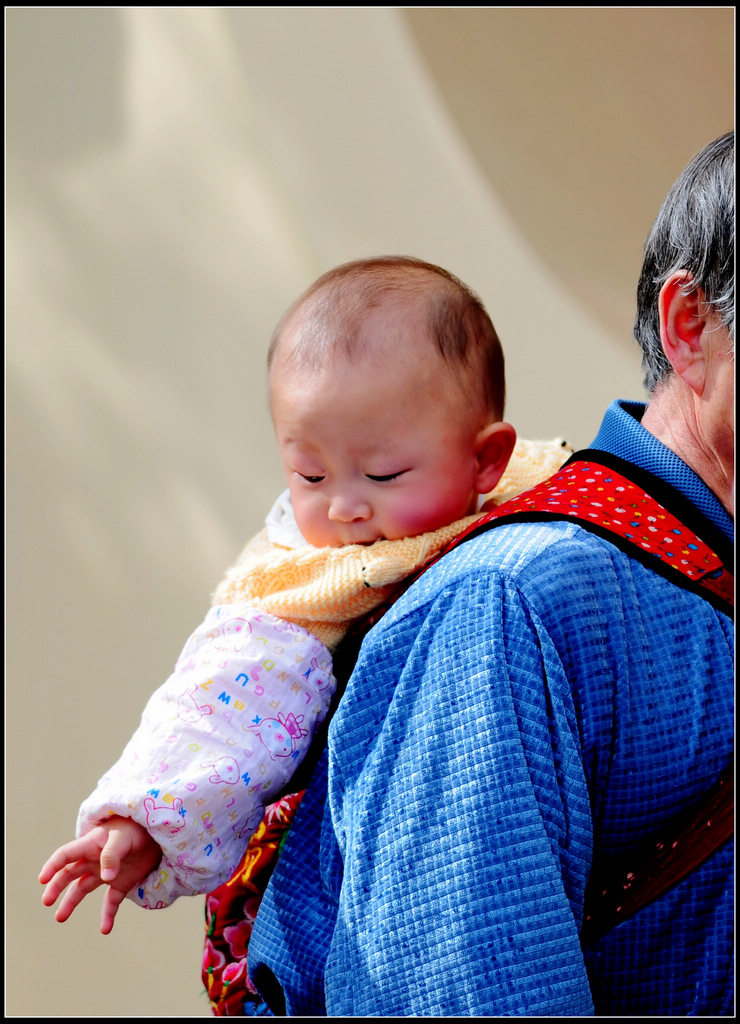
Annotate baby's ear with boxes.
[474,421,517,494]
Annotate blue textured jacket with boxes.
[249,401,734,1016]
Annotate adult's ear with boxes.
[474,421,517,494]
[658,271,712,396]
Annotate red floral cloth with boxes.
[202,791,304,1016]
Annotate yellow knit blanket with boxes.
[212,438,571,651]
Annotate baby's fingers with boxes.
[40,859,94,908]
[99,828,129,883]
[99,883,128,935]
[52,871,103,924]
[39,835,99,884]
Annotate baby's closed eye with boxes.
[366,470,408,483]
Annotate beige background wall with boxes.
[6,8,733,1017]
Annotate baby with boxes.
[40,256,569,935]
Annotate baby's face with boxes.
[271,334,489,547]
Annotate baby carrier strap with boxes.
[451,449,734,616]
[580,759,734,944]
[448,448,734,944]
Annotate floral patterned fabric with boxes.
[203,791,304,1016]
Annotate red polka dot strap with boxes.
[455,451,734,615]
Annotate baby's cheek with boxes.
[381,491,438,539]
[397,488,475,538]
[290,492,316,540]
[293,497,341,547]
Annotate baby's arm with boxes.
[39,817,161,934]
[69,604,336,911]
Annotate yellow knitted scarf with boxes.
[212,438,570,651]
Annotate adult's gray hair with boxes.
[633,130,735,394]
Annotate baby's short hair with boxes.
[268,256,506,420]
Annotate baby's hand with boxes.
[39,816,161,934]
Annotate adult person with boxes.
[247,130,734,1016]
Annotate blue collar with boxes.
[591,400,734,541]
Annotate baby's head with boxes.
[268,256,515,547]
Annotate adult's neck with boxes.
[641,385,734,518]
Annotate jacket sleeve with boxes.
[76,603,336,908]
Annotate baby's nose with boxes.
[328,495,372,523]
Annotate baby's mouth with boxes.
[339,533,384,548]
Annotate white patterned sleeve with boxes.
[76,604,336,908]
